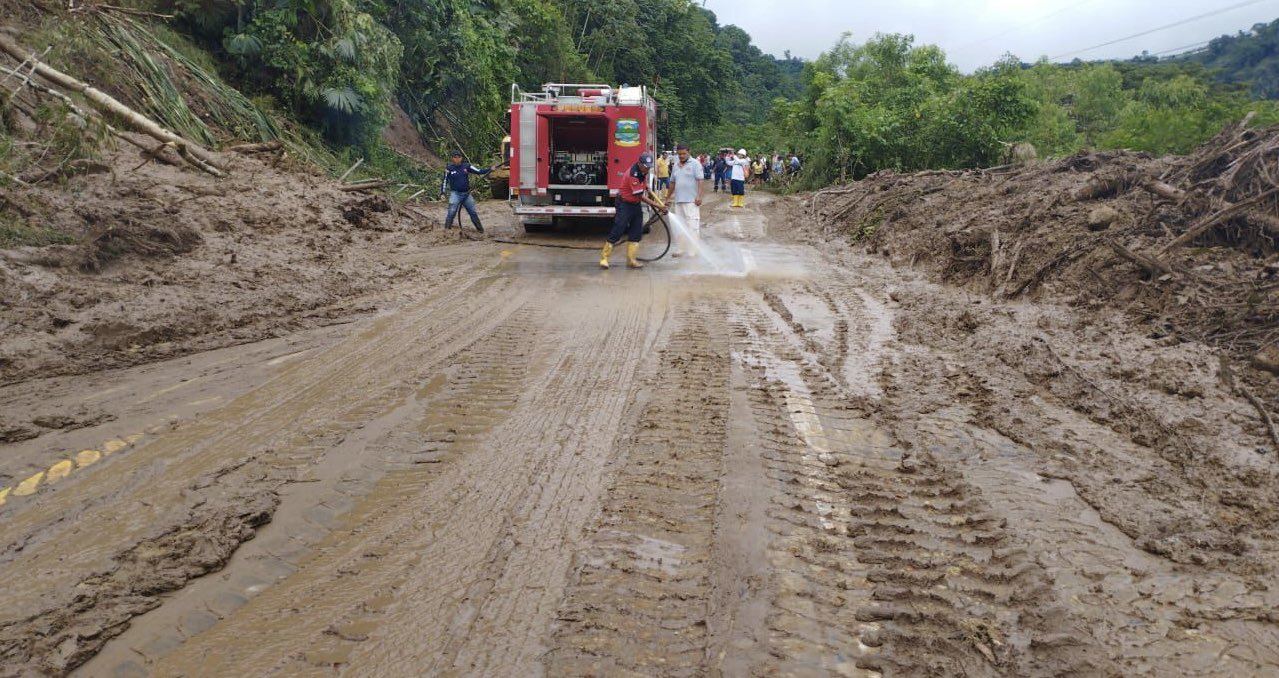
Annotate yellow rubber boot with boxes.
[599,242,613,269]
[626,242,644,269]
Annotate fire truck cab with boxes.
[508,83,658,231]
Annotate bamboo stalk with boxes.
[226,140,284,154]
[1,64,182,168]
[0,33,224,176]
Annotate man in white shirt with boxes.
[664,143,704,257]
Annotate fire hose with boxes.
[489,211,672,262]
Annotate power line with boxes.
[1050,0,1271,60]
[1153,39,1212,57]
[953,0,1100,53]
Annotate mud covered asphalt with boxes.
[2,193,1279,676]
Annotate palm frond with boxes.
[322,86,363,114]
[226,33,264,57]
[332,37,357,63]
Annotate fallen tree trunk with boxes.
[339,180,394,192]
[0,33,225,177]
[227,140,283,154]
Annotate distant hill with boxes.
[1176,18,1279,98]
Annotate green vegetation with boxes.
[8,0,797,175]
[763,31,1279,189]
[766,35,1040,184]
[1180,18,1279,99]
[7,0,1279,195]
[0,212,76,247]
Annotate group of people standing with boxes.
[598,146,801,269]
[709,150,801,193]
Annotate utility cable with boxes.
[1050,0,1272,60]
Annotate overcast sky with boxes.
[699,0,1279,72]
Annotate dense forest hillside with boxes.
[0,0,798,189]
[1181,18,1279,99]
[3,0,1279,194]
[159,0,799,153]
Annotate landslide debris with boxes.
[803,118,1279,440]
[0,145,446,384]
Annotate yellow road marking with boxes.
[1,431,147,510]
[76,450,102,467]
[46,460,74,483]
[14,472,44,497]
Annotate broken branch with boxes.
[1107,239,1174,279]
[1141,181,1186,202]
[1159,187,1279,255]
[338,157,364,183]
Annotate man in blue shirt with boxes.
[712,151,729,193]
[440,151,498,233]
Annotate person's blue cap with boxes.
[637,152,654,166]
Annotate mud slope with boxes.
[0,143,472,386]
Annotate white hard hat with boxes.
[737,148,747,156]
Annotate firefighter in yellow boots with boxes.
[601,152,667,269]
[727,149,750,207]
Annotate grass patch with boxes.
[0,214,76,248]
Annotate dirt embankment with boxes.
[0,143,452,391]
[795,119,1279,431]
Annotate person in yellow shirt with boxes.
[655,152,671,191]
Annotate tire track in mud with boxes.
[546,302,732,676]
[759,275,892,399]
[737,281,1104,676]
[146,283,667,676]
[0,261,532,675]
[730,296,877,675]
[82,302,548,676]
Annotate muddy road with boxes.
[2,193,1278,677]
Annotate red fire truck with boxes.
[507,83,658,232]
